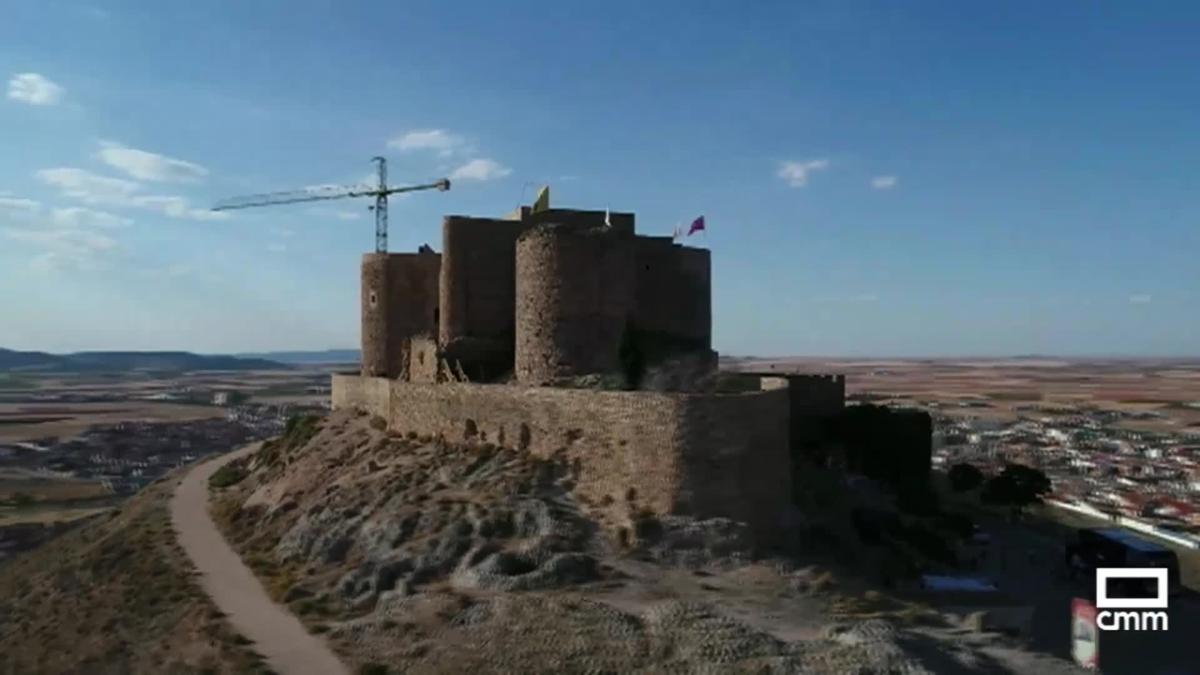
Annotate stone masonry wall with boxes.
[407,336,441,383]
[360,254,392,377]
[524,208,635,235]
[331,374,792,543]
[674,377,792,535]
[633,238,712,351]
[360,252,440,378]
[514,226,636,384]
[783,374,845,457]
[439,216,531,348]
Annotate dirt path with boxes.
[171,444,349,675]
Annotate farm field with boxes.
[0,402,226,443]
[727,356,1200,432]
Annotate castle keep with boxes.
[334,204,864,544]
[360,206,712,384]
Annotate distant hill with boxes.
[235,349,359,365]
[0,348,287,373]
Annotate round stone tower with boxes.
[360,253,395,377]
[515,225,635,384]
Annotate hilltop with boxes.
[0,348,287,373]
[208,410,1085,674]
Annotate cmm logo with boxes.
[1095,568,1169,632]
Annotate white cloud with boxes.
[449,158,512,182]
[96,141,209,183]
[333,210,363,221]
[35,167,226,221]
[871,175,898,190]
[1,196,128,270]
[267,242,287,253]
[4,226,116,250]
[0,197,40,213]
[52,207,132,228]
[3,226,118,271]
[36,167,140,203]
[777,159,830,188]
[133,195,228,221]
[164,263,195,277]
[7,73,64,106]
[1129,294,1152,304]
[271,226,295,237]
[852,293,880,303]
[388,129,466,156]
[136,262,197,280]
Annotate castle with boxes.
[333,204,925,546]
[357,205,712,385]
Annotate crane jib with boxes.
[210,158,450,252]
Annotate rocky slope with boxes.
[211,410,1085,674]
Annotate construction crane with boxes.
[212,157,450,253]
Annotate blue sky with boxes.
[1,1,1197,356]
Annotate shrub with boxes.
[209,463,248,488]
[896,480,940,515]
[947,463,985,492]
[281,414,321,448]
[981,464,1051,508]
[9,492,35,507]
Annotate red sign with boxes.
[1072,597,1100,669]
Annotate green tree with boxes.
[981,464,1051,508]
[947,463,985,492]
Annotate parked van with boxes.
[1065,527,1182,597]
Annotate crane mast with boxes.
[212,157,449,253]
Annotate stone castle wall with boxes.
[360,255,391,377]
[633,238,712,351]
[782,374,845,456]
[332,373,793,542]
[432,211,712,380]
[439,216,530,349]
[514,226,636,384]
[407,336,441,383]
[360,252,441,378]
[525,208,635,235]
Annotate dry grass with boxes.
[0,504,112,527]
[828,589,944,627]
[729,357,1200,432]
[0,472,270,674]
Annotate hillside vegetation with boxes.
[0,474,267,674]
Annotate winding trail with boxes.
[171,444,349,675]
